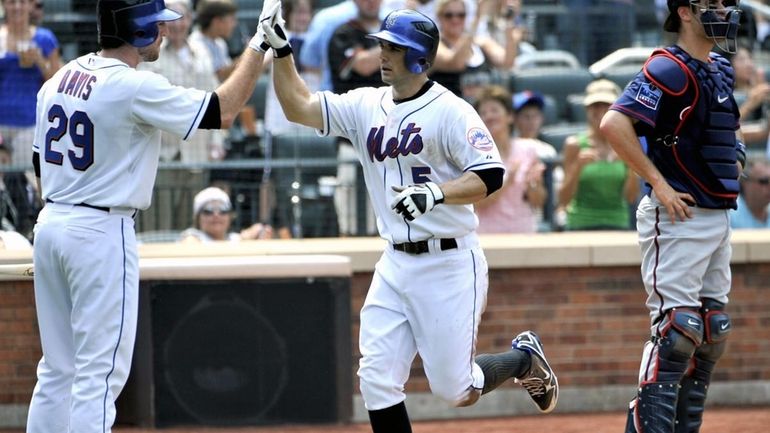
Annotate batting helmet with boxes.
[367,9,439,74]
[98,0,182,48]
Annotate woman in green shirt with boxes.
[558,79,640,230]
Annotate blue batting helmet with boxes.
[367,9,439,74]
[98,0,182,48]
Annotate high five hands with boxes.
[249,0,290,56]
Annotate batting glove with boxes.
[248,0,280,52]
[390,182,445,221]
[260,3,292,58]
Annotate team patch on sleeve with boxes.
[467,127,494,151]
[635,82,663,110]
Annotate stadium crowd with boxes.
[0,0,769,241]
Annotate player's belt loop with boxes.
[392,238,457,255]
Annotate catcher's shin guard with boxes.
[674,299,731,433]
[632,309,704,433]
[624,400,639,433]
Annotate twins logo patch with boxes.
[635,82,662,110]
[467,127,493,151]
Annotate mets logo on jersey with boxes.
[635,82,662,110]
[467,127,493,151]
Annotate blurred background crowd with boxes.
[1,0,769,247]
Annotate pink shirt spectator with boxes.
[476,138,542,233]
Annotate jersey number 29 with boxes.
[45,104,94,171]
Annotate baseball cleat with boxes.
[512,331,559,413]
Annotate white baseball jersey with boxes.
[316,81,504,243]
[33,53,211,210]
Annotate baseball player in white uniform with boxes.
[259,7,558,432]
[27,0,279,431]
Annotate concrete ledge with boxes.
[3,229,770,274]
[0,405,27,428]
[352,380,770,423]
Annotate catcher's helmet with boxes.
[98,0,182,48]
[664,0,741,53]
[367,9,439,74]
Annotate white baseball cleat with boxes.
[512,331,559,413]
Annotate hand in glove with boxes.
[390,182,445,221]
[248,0,280,52]
[260,1,292,58]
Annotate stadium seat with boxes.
[510,67,595,122]
[597,66,642,91]
[514,50,581,70]
[540,122,586,153]
[589,47,655,76]
[566,94,587,123]
[136,230,183,244]
[270,133,339,237]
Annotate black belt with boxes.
[46,198,110,213]
[392,238,458,255]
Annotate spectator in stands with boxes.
[730,45,770,148]
[0,138,40,240]
[326,0,384,236]
[429,0,519,102]
[475,85,546,233]
[477,0,534,56]
[382,0,477,26]
[190,0,257,137]
[179,186,277,242]
[512,91,556,160]
[137,0,224,231]
[190,0,238,80]
[29,0,43,26]
[512,90,562,231]
[731,158,770,229]
[558,79,639,230]
[0,0,62,168]
[264,0,317,137]
[299,0,358,91]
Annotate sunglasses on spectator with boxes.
[441,11,466,19]
[200,205,232,216]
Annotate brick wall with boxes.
[0,280,39,406]
[2,259,768,409]
[349,263,770,394]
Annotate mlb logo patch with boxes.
[635,83,662,110]
[467,127,493,151]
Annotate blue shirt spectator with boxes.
[0,27,58,126]
[298,0,358,91]
[1,0,62,167]
[731,159,770,229]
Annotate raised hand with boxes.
[248,0,281,52]
[260,0,292,58]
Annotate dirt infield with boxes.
[6,407,763,433]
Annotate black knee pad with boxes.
[700,298,730,360]
[656,309,704,380]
